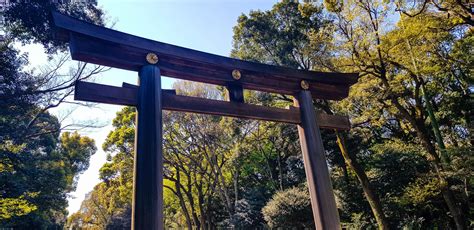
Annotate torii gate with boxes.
[52,12,358,229]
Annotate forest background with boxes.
[0,0,472,229]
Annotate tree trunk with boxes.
[395,14,466,228]
[415,127,467,230]
[277,151,284,190]
[174,170,193,230]
[395,99,467,229]
[384,72,467,229]
[335,130,391,230]
[441,185,467,230]
[233,169,239,204]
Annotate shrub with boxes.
[262,186,314,228]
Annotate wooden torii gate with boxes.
[52,12,358,229]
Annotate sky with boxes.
[37,0,279,215]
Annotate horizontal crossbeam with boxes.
[75,81,350,130]
[53,12,358,101]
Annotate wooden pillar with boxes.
[226,84,244,103]
[294,90,341,229]
[132,65,163,230]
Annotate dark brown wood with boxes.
[122,82,176,95]
[317,111,350,130]
[53,12,358,101]
[74,81,137,106]
[226,84,244,103]
[68,33,350,100]
[294,90,341,229]
[163,93,300,124]
[122,82,139,89]
[74,81,350,130]
[133,65,163,230]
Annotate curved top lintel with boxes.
[52,11,358,100]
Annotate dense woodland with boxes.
[0,0,472,229]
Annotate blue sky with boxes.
[58,0,279,214]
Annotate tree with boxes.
[233,0,472,228]
[0,43,99,228]
[232,0,334,71]
[231,1,391,228]
[0,128,96,228]
[163,81,304,228]
[329,0,471,228]
[1,0,103,227]
[395,0,474,26]
[66,106,135,229]
[4,0,103,53]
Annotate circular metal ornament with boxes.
[146,53,159,64]
[232,70,241,80]
[300,80,310,90]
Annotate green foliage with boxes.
[4,0,103,53]
[60,132,97,187]
[395,0,473,26]
[0,48,97,225]
[0,194,38,219]
[67,182,130,229]
[0,0,103,228]
[328,0,472,227]
[323,0,343,12]
[233,0,472,228]
[232,0,332,71]
[68,105,151,228]
[0,124,96,228]
[262,186,314,228]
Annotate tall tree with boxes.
[1,0,104,227]
[0,44,98,227]
[329,0,471,228]
[0,127,96,227]
[231,1,391,228]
